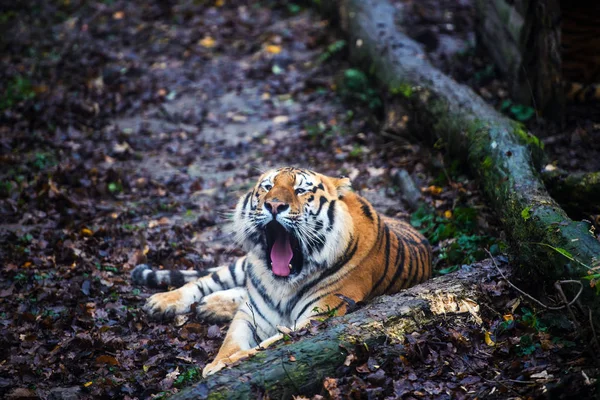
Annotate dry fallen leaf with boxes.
[95,355,119,366]
[266,45,282,54]
[530,370,553,380]
[323,377,342,400]
[273,115,289,124]
[199,36,216,48]
[423,185,443,195]
[344,353,356,366]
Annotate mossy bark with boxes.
[323,0,600,278]
[171,267,491,399]
[543,169,600,217]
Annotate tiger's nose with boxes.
[265,200,289,215]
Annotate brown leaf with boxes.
[323,377,342,399]
[207,325,221,339]
[355,363,370,373]
[0,286,14,297]
[95,355,119,366]
[182,323,203,334]
[343,353,356,366]
[6,387,37,399]
[126,249,147,267]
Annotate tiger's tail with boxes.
[131,264,211,288]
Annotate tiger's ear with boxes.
[332,176,352,196]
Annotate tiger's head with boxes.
[232,167,354,282]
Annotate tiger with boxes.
[132,167,432,377]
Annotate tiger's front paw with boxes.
[202,359,226,378]
[196,288,246,323]
[143,290,194,319]
[202,349,258,378]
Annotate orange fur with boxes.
[136,167,432,378]
[203,169,432,376]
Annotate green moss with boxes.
[521,206,532,221]
[481,156,493,170]
[389,83,413,98]
[251,351,268,361]
[206,391,230,400]
[512,123,544,150]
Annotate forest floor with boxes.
[0,1,598,399]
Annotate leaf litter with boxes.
[0,0,596,399]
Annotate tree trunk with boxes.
[171,264,495,400]
[474,0,564,122]
[321,0,600,280]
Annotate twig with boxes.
[460,355,522,396]
[589,308,600,351]
[437,153,453,186]
[554,281,580,328]
[280,351,300,393]
[485,249,584,311]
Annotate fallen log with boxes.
[542,169,600,217]
[324,0,600,279]
[171,263,495,399]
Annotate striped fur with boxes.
[132,167,432,377]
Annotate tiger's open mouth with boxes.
[265,221,303,277]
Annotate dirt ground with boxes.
[0,1,598,399]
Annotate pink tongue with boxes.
[270,233,293,277]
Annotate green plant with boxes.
[583,273,600,294]
[519,307,545,332]
[349,145,363,158]
[521,206,532,221]
[473,64,495,83]
[304,121,335,146]
[108,181,123,194]
[287,3,302,14]
[500,99,535,122]
[0,75,36,110]
[517,334,539,355]
[337,68,382,111]
[318,40,346,63]
[174,367,201,388]
[20,233,34,244]
[312,304,338,319]
[32,152,57,171]
[0,180,14,198]
[411,205,500,273]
